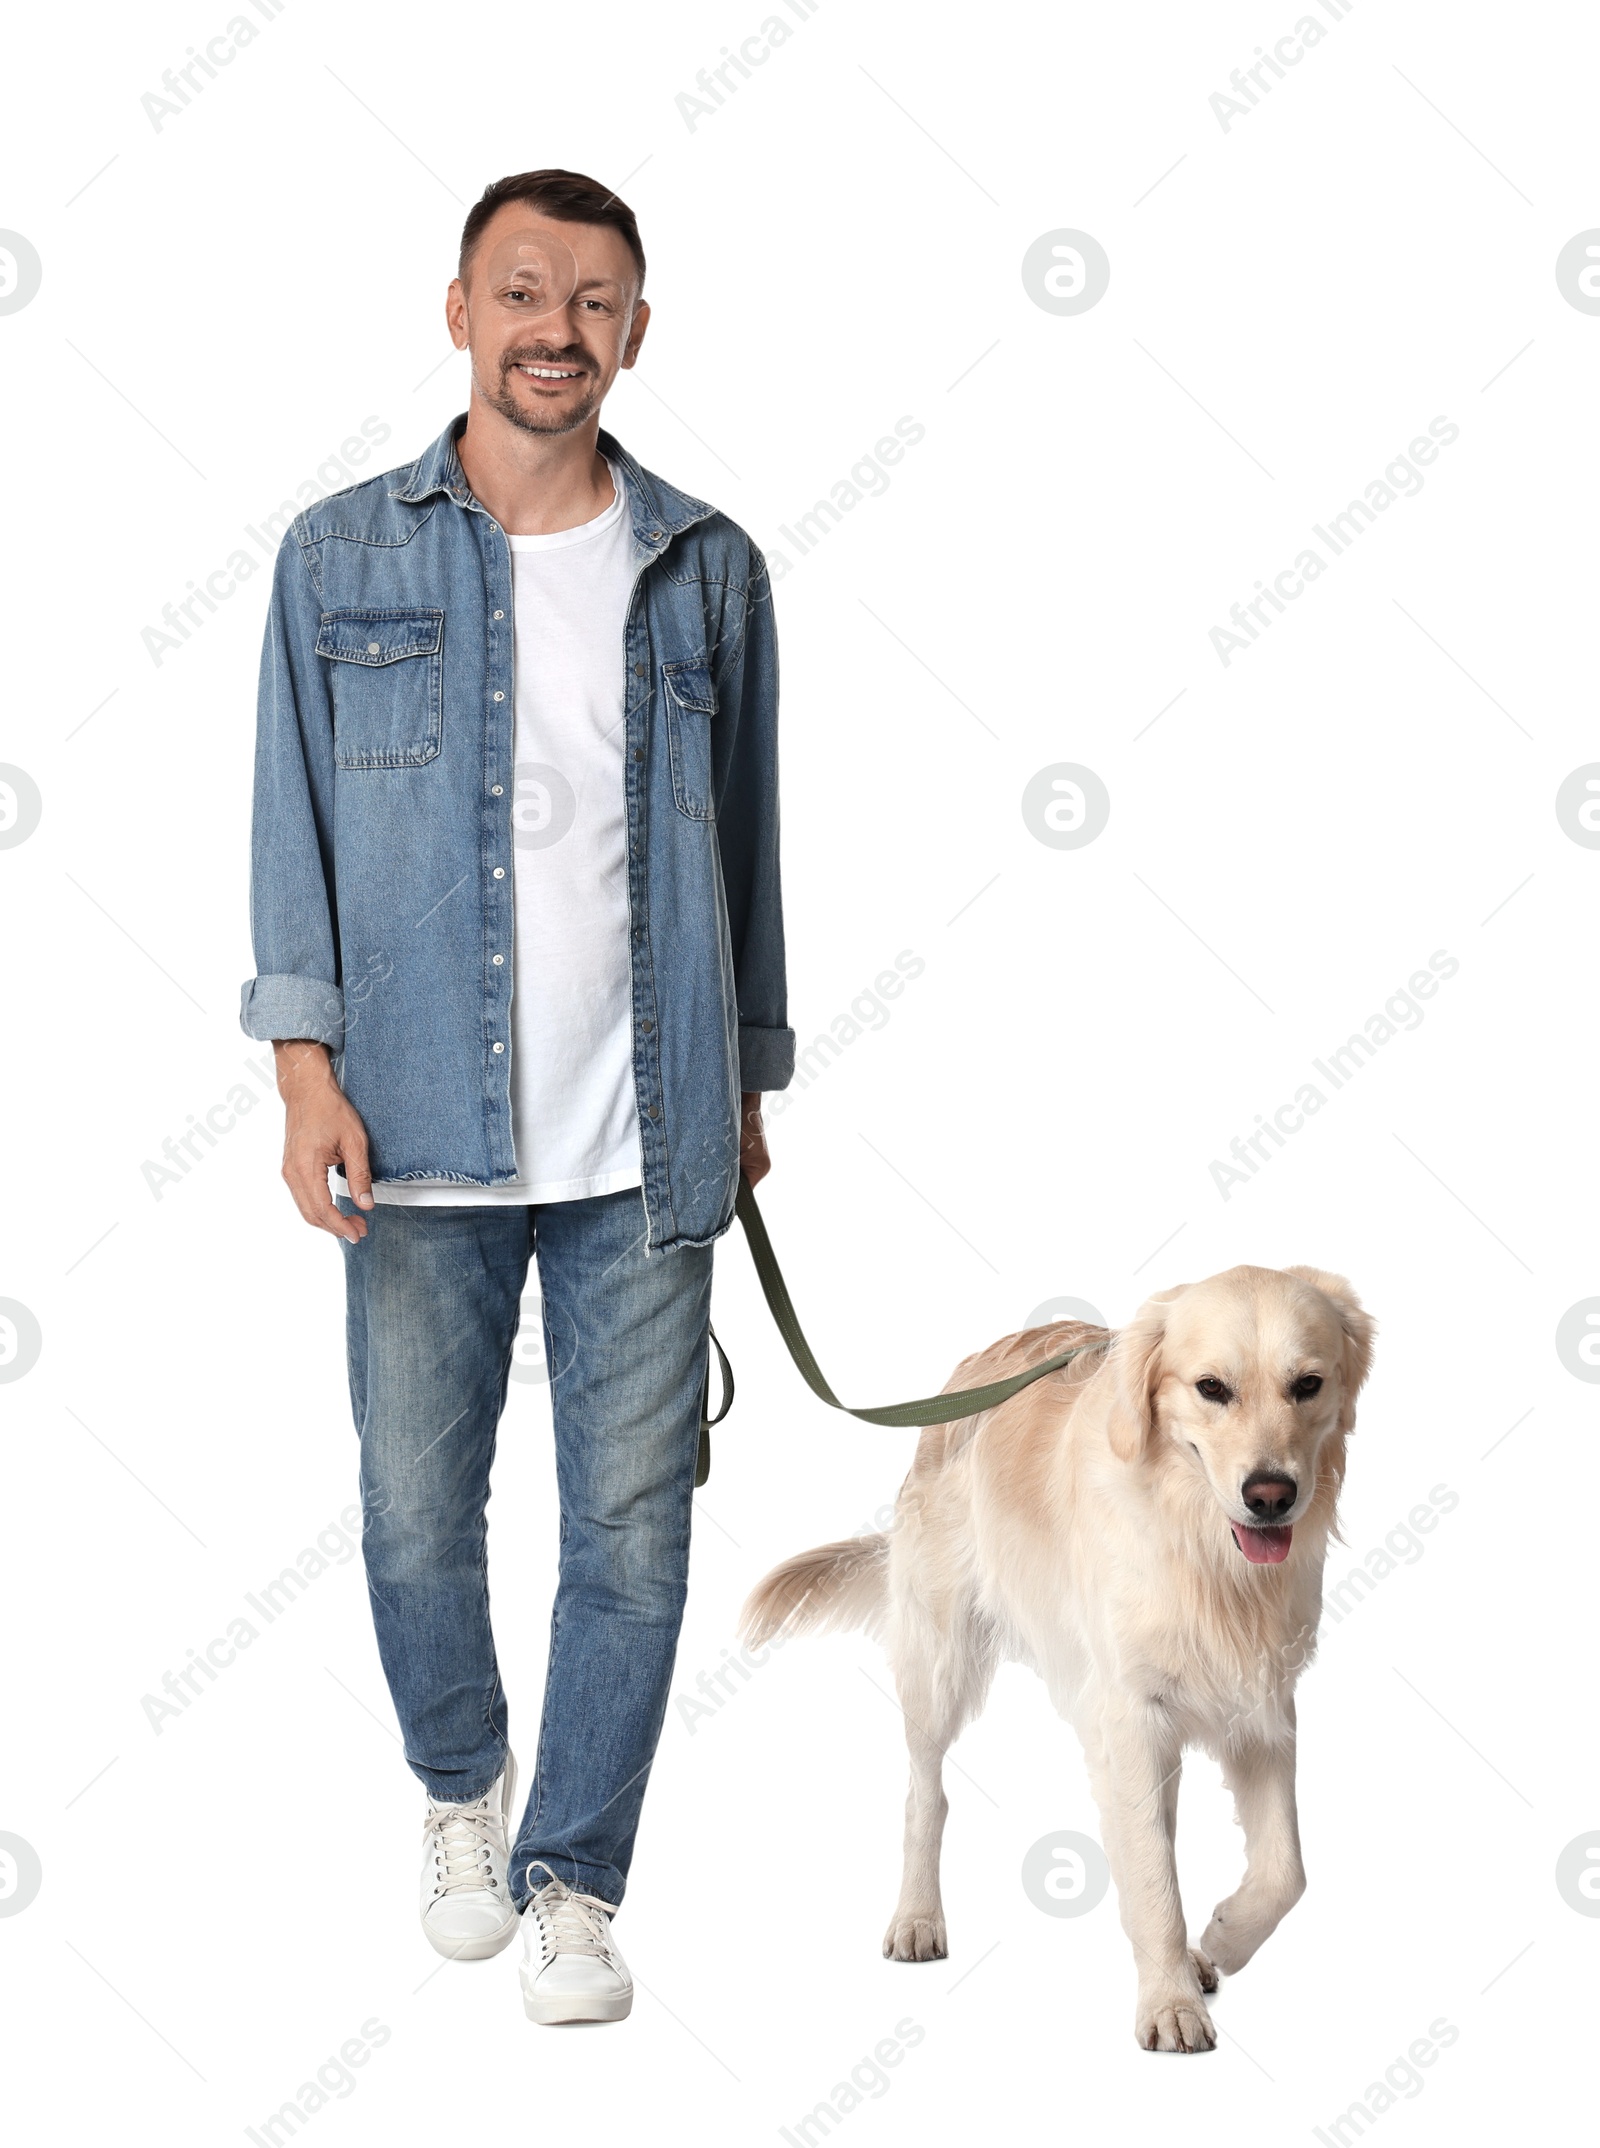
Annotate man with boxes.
[240,169,792,2025]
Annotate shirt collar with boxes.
[388,413,715,550]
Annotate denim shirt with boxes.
[240,415,794,1251]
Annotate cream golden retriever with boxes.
[739,1264,1374,2053]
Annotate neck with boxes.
[455,399,615,536]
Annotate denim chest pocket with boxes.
[316,609,444,769]
[661,658,717,820]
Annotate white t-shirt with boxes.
[358,461,642,1207]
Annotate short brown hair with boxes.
[458,170,646,293]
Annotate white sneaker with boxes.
[519,1864,633,2024]
[418,1755,518,1960]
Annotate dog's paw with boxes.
[882,1911,947,1962]
[1136,1990,1217,2054]
[1200,1901,1260,1976]
[1202,1872,1303,1974]
[1189,1946,1220,1993]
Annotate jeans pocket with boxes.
[661,659,716,820]
[317,608,445,769]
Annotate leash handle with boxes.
[732,1176,1109,1430]
[694,1325,734,1488]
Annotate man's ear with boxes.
[1106,1287,1185,1462]
[1285,1266,1375,1433]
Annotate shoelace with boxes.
[424,1793,503,1898]
[526,1865,614,1958]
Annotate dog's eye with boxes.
[1195,1377,1231,1404]
[1291,1374,1323,1401]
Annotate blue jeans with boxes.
[339,1187,712,1910]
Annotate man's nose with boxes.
[1241,1471,1297,1519]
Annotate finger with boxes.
[341,1125,375,1211]
[284,1155,367,1242]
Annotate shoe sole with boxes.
[520,1978,634,2025]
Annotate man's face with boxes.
[448,206,649,439]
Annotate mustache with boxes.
[502,346,593,373]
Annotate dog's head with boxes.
[1106,1265,1374,1567]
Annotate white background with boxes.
[1,0,1593,2139]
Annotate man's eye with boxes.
[1195,1377,1232,1404]
[1291,1374,1323,1401]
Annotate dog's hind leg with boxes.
[1200,1727,1306,1976]
[881,1599,997,1964]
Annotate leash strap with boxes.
[725,1175,1110,1431]
[694,1325,734,1488]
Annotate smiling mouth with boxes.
[1230,1521,1292,1565]
[513,363,586,382]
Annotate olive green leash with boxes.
[695,1177,1110,1486]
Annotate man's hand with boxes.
[274,1040,375,1243]
[740,1090,770,1187]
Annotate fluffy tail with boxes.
[738,1533,889,1647]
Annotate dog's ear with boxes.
[1284,1266,1375,1432]
[1106,1286,1186,1462]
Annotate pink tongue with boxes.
[1231,1522,1292,1565]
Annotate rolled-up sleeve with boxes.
[240,530,345,1049]
[713,548,795,1092]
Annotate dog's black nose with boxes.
[1241,1471,1297,1518]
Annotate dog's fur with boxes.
[740,1264,1374,2053]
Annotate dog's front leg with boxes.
[1089,1701,1216,2053]
[1201,1729,1306,1975]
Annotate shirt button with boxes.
[493,690,505,702]
[640,1018,654,1034]
[491,784,503,795]
[633,663,647,677]
[492,1041,505,1053]
[493,609,505,620]
[492,953,504,966]
[646,1105,661,1120]
[367,641,381,654]
[493,867,506,879]
[632,747,644,762]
